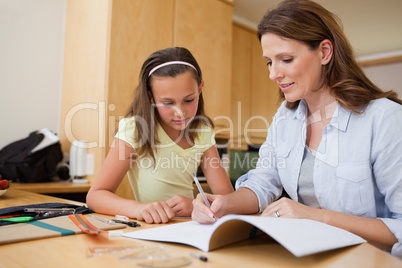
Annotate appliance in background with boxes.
[229,145,260,187]
[69,140,88,183]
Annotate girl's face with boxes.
[261,33,331,104]
[150,71,201,134]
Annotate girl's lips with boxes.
[173,119,186,125]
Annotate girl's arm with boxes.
[262,198,398,251]
[166,145,234,217]
[86,138,175,223]
[201,145,234,194]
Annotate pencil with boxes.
[192,173,217,222]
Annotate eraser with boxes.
[108,230,124,237]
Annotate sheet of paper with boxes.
[123,215,366,257]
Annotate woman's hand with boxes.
[261,197,321,221]
[134,201,176,224]
[166,194,194,217]
[191,193,226,224]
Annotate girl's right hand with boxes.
[135,201,176,224]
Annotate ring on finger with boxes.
[274,210,280,218]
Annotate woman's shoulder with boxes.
[365,98,402,115]
[274,100,303,119]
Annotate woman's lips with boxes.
[280,82,294,92]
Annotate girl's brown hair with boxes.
[126,47,213,160]
[257,0,401,111]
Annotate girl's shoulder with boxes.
[194,122,215,147]
[115,117,138,146]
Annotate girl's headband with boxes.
[148,61,198,77]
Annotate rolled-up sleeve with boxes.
[372,105,402,257]
[235,111,284,212]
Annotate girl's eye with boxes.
[266,61,272,66]
[283,58,293,63]
[185,98,195,103]
[162,102,173,106]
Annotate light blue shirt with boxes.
[236,98,402,257]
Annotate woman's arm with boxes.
[262,198,398,251]
[86,138,175,223]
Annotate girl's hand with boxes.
[166,194,194,217]
[191,193,226,224]
[134,201,176,224]
[261,197,321,221]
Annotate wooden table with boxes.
[0,189,401,268]
[11,182,91,194]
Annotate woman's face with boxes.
[150,71,201,134]
[261,33,328,104]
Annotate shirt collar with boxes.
[294,99,308,121]
[329,104,352,132]
[294,99,352,132]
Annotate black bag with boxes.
[0,130,63,183]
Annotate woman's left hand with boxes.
[166,194,194,217]
[261,197,322,221]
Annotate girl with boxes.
[192,0,402,258]
[87,47,233,224]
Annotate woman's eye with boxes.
[283,58,293,63]
[162,102,173,106]
[185,98,195,103]
[266,61,272,66]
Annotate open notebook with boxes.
[123,214,366,257]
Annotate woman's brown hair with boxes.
[257,0,401,111]
[125,47,213,161]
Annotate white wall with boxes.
[363,61,402,97]
[0,0,66,148]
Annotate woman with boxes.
[192,0,402,257]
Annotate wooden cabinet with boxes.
[175,0,233,137]
[231,23,280,149]
[59,0,233,197]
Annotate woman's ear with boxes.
[198,81,204,94]
[320,39,333,65]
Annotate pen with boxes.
[192,173,217,222]
[0,216,34,223]
[90,214,141,227]
[190,252,208,262]
[24,208,76,213]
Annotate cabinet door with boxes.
[230,24,280,147]
[108,0,175,199]
[231,25,252,149]
[249,36,280,143]
[174,0,233,137]
[107,0,174,147]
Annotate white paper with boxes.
[123,214,366,257]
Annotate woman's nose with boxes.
[269,63,283,81]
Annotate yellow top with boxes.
[115,117,215,202]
